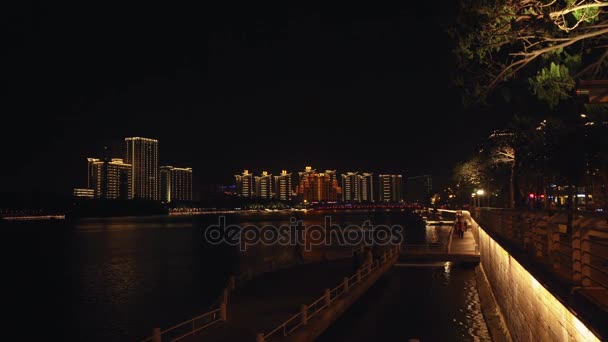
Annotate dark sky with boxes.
[3,2,511,196]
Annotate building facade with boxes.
[73,188,95,199]
[297,167,341,202]
[274,170,292,201]
[235,169,254,197]
[125,137,159,200]
[89,158,133,200]
[342,172,361,202]
[255,171,273,200]
[360,172,374,202]
[160,166,193,203]
[378,174,403,203]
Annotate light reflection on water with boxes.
[319,263,492,342]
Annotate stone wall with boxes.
[475,221,601,342]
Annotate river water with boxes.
[0,210,488,341]
[317,263,491,341]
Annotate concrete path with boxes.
[450,211,479,256]
[182,260,353,342]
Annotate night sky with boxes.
[3,2,511,197]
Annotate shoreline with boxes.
[3,207,425,221]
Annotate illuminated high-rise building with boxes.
[360,173,374,202]
[235,169,254,197]
[378,174,403,203]
[87,158,99,189]
[297,167,342,202]
[255,171,273,200]
[89,158,132,199]
[274,170,292,201]
[125,137,159,200]
[160,166,193,203]
[342,172,361,202]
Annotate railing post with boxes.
[300,304,308,325]
[572,225,582,285]
[229,275,236,290]
[581,228,592,287]
[343,277,349,293]
[152,328,161,342]
[357,269,362,282]
[256,332,265,342]
[222,288,229,304]
[324,288,331,307]
[220,303,227,321]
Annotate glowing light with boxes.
[529,193,535,198]
[476,222,601,342]
[476,189,485,195]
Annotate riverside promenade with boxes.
[143,244,400,342]
[181,260,353,342]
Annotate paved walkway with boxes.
[182,259,353,342]
[449,211,479,257]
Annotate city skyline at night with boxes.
[78,136,193,203]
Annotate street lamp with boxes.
[476,189,485,207]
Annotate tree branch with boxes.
[549,2,608,20]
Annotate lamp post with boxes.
[476,189,485,207]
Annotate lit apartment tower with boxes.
[378,174,403,203]
[297,167,342,202]
[273,170,292,201]
[235,169,254,197]
[125,137,159,200]
[342,172,361,202]
[160,166,193,203]
[90,158,133,199]
[255,171,273,200]
[87,158,99,189]
[324,170,341,201]
[360,173,374,202]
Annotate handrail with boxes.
[140,308,222,342]
[473,207,608,292]
[262,245,399,341]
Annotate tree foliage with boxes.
[451,0,608,107]
[454,157,487,187]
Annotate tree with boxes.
[454,157,489,206]
[452,0,608,107]
[484,130,516,208]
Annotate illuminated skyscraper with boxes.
[89,158,132,199]
[274,170,292,201]
[342,172,361,202]
[297,167,341,202]
[255,171,273,200]
[360,173,374,202]
[160,166,193,203]
[125,137,159,200]
[87,158,99,189]
[235,169,254,197]
[378,174,403,203]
